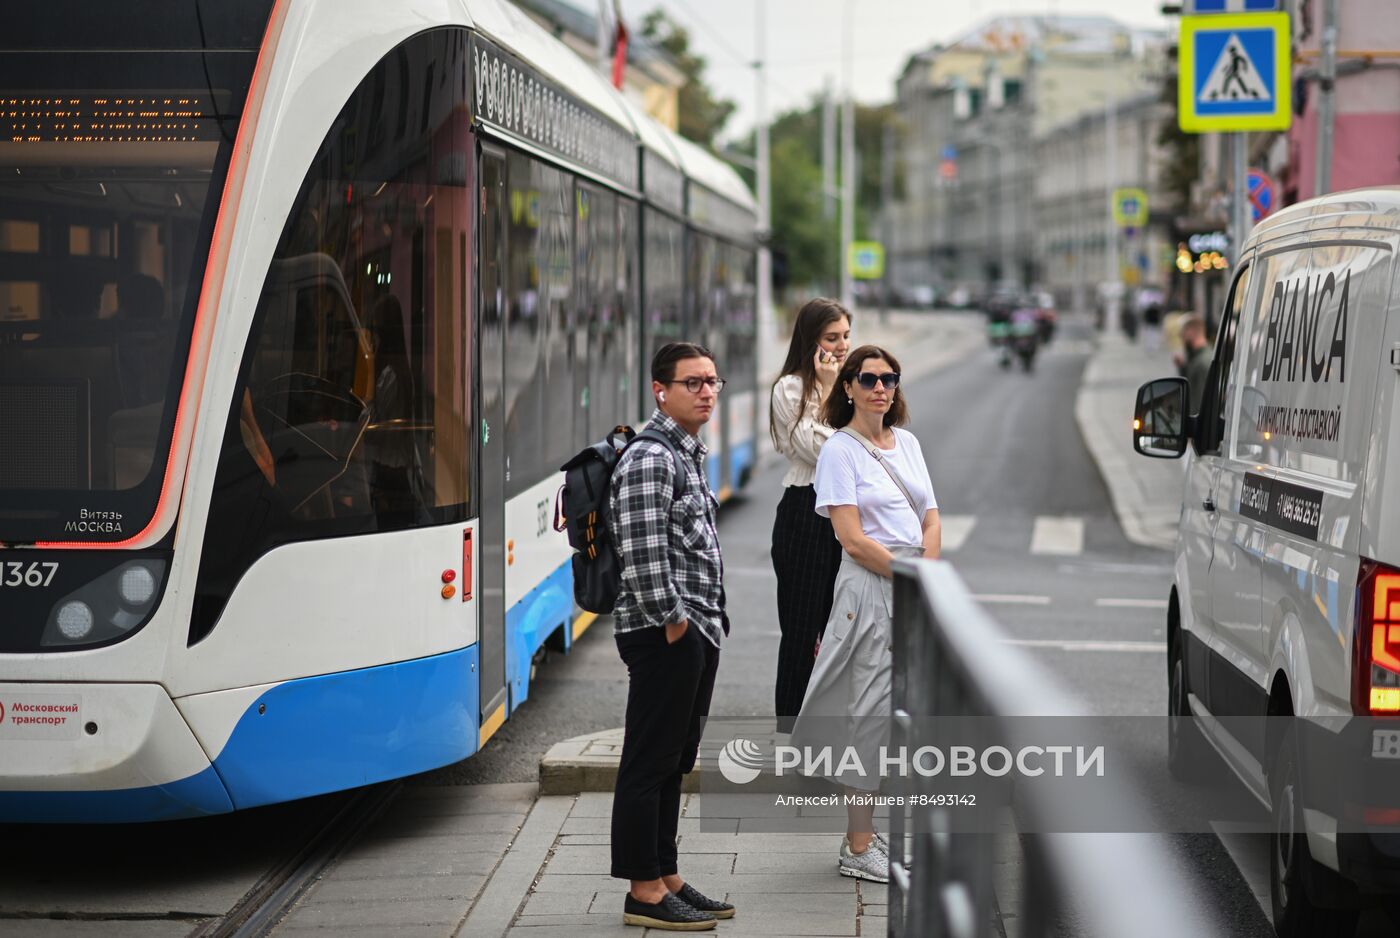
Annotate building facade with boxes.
[1035,92,1174,312]
[886,15,1166,301]
[1284,0,1400,203]
[1165,0,1400,331]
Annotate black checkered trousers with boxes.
[771,483,843,730]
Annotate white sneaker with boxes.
[838,837,889,883]
[872,829,912,870]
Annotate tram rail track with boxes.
[190,781,403,938]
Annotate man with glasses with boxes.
[609,342,734,931]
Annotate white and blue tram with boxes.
[0,0,758,822]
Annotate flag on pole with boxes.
[610,3,628,89]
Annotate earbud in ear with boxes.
[659,391,667,403]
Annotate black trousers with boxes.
[611,624,720,881]
[771,484,843,730]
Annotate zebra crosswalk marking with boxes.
[895,513,1097,556]
[1030,516,1085,556]
[972,593,1052,605]
[1001,639,1165,653]
[938,515,977,552]
[1095,598,1168,609]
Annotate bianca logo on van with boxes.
[1261,270,1350,384]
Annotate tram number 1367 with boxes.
[1,562,59,588]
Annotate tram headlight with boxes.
[119,565,157,607]
[41,559,168,648]
[56,602,95,641]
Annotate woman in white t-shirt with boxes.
[789,344,941,885]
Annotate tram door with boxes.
[477,146,509,744]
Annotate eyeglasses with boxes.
[855,372,900,390]
[666,376,727,393]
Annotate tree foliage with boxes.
[634,7,899,297]
[735,100,899,297]
[641,10,735,148]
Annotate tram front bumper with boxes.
[0,682,233,822]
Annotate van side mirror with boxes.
[1133,378,1190,459]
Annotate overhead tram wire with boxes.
[664,0,750,70]
[707,50,905,72]
[658,0,809,115]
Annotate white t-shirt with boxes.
[814,427,938,547]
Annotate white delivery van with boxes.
[1133,188,1400,938]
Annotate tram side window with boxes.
[199,29,471,608]
[576,182,622,442]
[610,196,640,434]
[708,237,729,379]
[726,243,757,395]
[643,207,684,365]
[542,170,573,473]
[687,231,723,366]
[504,153,572,496]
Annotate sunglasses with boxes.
[855,372,900,390]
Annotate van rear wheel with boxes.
[1269,737,1360,938]
[1167,632,1210,782]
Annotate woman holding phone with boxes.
[769,298,852,732]
[790,344,941,884]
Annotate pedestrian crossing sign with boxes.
[1178,12,1291,133]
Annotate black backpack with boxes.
[554,425,686,614]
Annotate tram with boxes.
[0,0,757,821]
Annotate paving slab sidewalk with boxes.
[1073,329,1185,550]
[268,782,537,938]
[270,780,1025,937]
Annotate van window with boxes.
[1197,264,1252,455]
[1231,239,1391,480]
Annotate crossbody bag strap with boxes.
[837,426,922,520]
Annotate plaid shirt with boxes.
[610,409,725,647]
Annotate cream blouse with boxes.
[770,373,834,488]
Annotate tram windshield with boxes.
[0,45,257,544]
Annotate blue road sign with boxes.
[941,145,957,161]
[1185,1,1280,12]
[848,241,885,279]
[1179,13,1291,133]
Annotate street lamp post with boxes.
[755,2,774,382]
[1104,72,1119,301]
[839,0,855,309]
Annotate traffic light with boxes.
[770,245,790,292]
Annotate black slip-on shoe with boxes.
[622,892,716,931]
[677,882,735,919]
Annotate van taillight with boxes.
[1354,559,1400,714]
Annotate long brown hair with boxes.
[768,297,852,446]
[820,345,908,430]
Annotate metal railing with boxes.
[886,559,1226,938]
